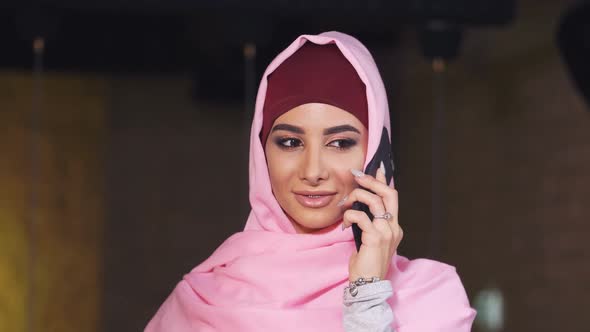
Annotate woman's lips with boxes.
[293,192,336,208]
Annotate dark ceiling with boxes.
[1,1,515,70]
[1,1,515,100]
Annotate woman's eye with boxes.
[328,139,357,150]
[275,137,303,149]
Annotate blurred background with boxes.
[1,0,590,331]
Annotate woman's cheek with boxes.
[330,149,365,170]
[269,153,299,181]
[329,162,357,186]
[335,152,364,189]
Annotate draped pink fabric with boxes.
[145,31,476,331]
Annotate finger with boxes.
[344,210,398,248]
[383,189,399,225]
[350,169,396,207]
[396,225,404,242]
[361,218,393,248]
[339,188,385,217]
[388,224,403,256]
[376,162,397,216]
[376,162,387,184]
[342,209,374,231]
[372,218,394,242]
[387,220,402,239]
[347,170,399,219]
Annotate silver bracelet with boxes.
[345,276,381,297]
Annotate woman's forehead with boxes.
[273,103,366,130]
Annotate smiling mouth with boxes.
[293,192,336,208]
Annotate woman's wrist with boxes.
[345,276,381,297]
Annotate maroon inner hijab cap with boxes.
[260,42,368,145]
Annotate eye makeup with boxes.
[274,137,303,149]
[327,138,358,150]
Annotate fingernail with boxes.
[337,195,348,207]
[350,169,365,177]
[379,162,385,175]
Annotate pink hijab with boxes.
[145,31,476,331]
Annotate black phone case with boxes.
[352,128,395,252]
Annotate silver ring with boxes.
[373,212,393,221]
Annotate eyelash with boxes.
[274,137,358,150]
[275,137,303,149]
[329,138,357,150]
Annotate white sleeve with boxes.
[343,280,395,332]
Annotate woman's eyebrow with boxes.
[271,123,304,134]
[323,125,361,135]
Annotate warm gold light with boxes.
[432,58,446,73]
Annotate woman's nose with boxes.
[299,146,329,185]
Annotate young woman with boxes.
[145,31,475,331]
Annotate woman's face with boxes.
[265,103,368,233]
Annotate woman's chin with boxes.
[290,211,342,234]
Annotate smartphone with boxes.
[351,128,395,252]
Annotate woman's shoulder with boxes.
[389,255,476,325]
[393,255,467,294]
[395,255,459,277]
